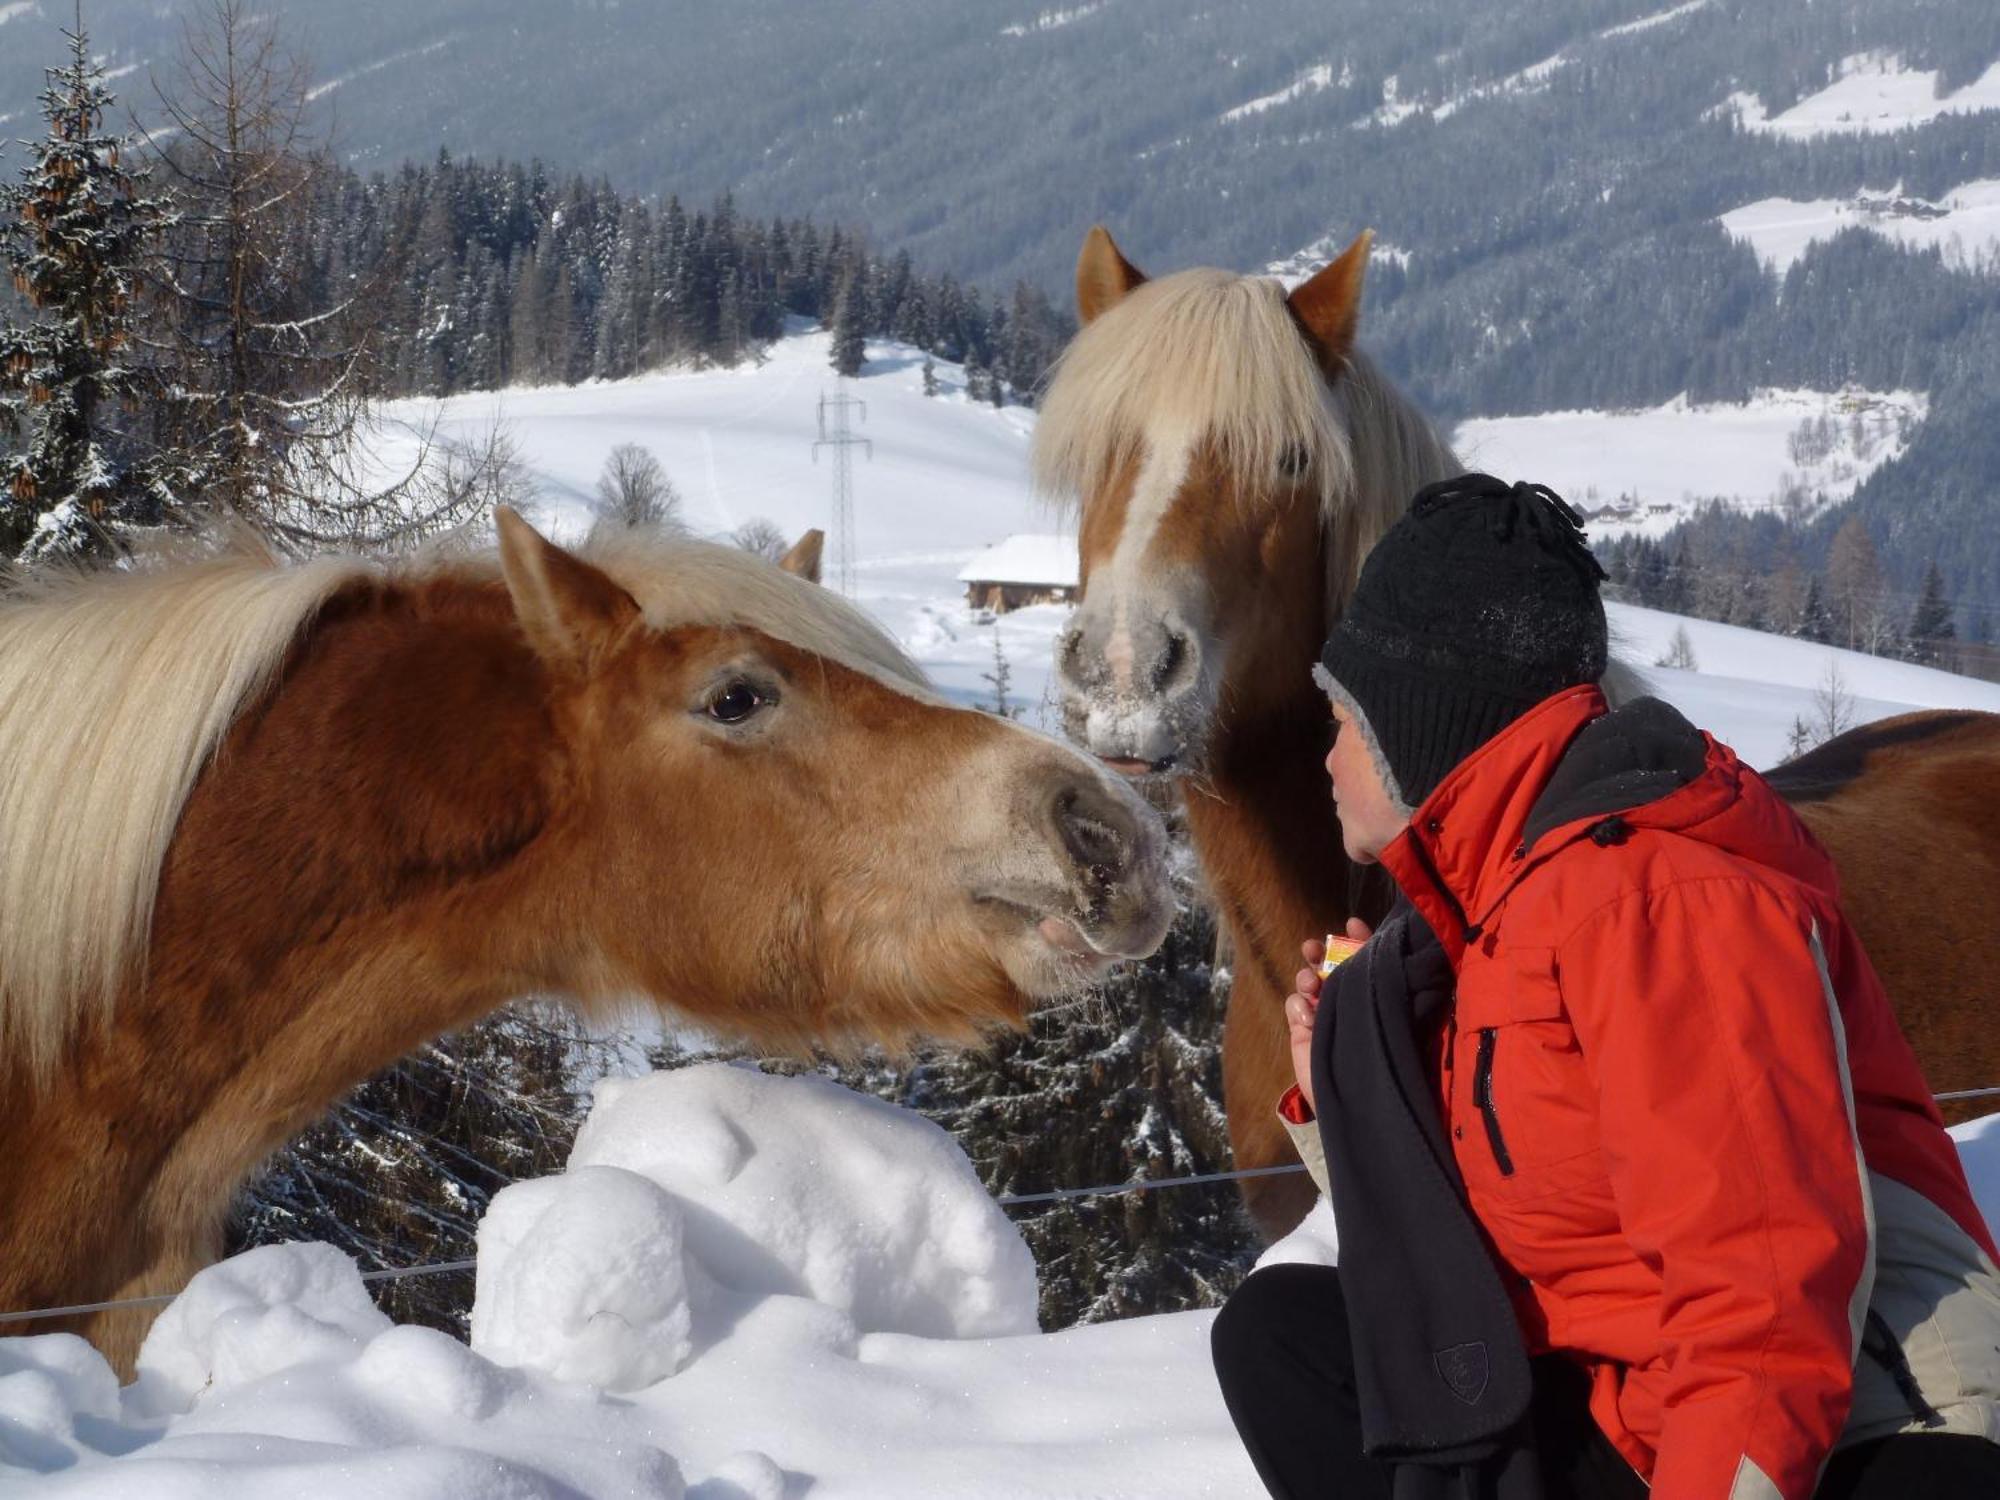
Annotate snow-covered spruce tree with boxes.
[0,16,172,563]
[829,264,867,378]
[838,846,1258,1330]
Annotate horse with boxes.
[1036,225,2000,1240]
[0,511,1175,1373]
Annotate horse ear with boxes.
[1076,225,1147,324]
[777,528,825,585]
[1286,230,1373,363]
[496,507,642,676]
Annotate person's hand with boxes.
[1286,918,1372,1114]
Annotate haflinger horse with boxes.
[1037,224,2000,1240]
[0,511,1175,1373]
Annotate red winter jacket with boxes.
[1295,684,1996,1500]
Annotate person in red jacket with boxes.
[1209,475,2000,1500]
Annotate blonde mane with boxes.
[0,549,372,1081]
[1030,265,1459,600]
[0,527,928,1082]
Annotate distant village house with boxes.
[957,534,1080,613]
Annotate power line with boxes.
[813,386,870,597]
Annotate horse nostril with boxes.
[1053,786,1130,887]
[1153,629,1189,693]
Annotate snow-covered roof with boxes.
[956,533,1079,588]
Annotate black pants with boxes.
[1211,1264,2000,1500]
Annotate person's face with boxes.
[1324,699,1411,865]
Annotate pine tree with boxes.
[921,354,938,397]
[829,267,866,378]
[0,15,171,561]
[884,876,1254,1328]
[1907,559,1956,668]
[1798,573,1833,644]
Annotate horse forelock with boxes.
[564,533,937,700]
[0,546,372,1082]
[1031,266,1458,611]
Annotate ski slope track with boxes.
[4,329,1997,1497]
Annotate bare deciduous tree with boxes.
[1813,657,1855,745]
[593,442,682,531]
[1654,624,1698,671]
[731,516,788,560]
[141,0,478,550]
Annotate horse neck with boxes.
[1185,366,1455,992]
[0,575,584,1312]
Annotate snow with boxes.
[1221,62,1341,124]
[1720,180,2000,274]
[470,1164,696,1390]
[1610,602,2000,767]
[1354,2,1708,130]
[369,326,1066,724]
[305,39,455,104]
[956,532,1078,588]
[1600,0,1711,40]
[559,1067,1039,1341]
[4,1067,1253,1498]
[998,4,1107,39]
[1454,387,1926,539]
[1731,52,2000,138]
[6,324,1997,1496]
[4,1066,1995,1497]
[1267,234,1410,287]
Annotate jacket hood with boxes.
[1380,686,1843,955]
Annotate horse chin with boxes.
[1059,688,1212,786]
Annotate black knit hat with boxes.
[1316,473,1608,811]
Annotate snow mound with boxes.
[0,1335,120,1468]
[568,1064,1039,1340]
[471,1164,696,1390]
[1254,1195,1341,1270]
[1954,1112,2000,1236]
[133,1242,391,1411]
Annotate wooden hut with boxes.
[956,534,1080,613]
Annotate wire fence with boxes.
[4,1083,1995,1328]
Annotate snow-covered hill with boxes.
[6,334,1998,1497]
[1455,388,1927,542]
[380,330,2000,754]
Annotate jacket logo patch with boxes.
[1434,1341,1490,1405]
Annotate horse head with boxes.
[492,511,1174,1045]
[1035,226,1449,779]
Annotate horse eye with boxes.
[706,681,768,724]
[1278,443,1311,479]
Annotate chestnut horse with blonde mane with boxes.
[1036,225,2000,1240]
[0,512,1173,1370]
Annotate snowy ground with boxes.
[4,1067,1995,1498]
[5,329,1997,1496]
[1721,180,2000,274]
[1727,52,2000,139]
[1454,388,1925,540]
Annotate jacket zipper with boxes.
[1472,1027,1515,1177]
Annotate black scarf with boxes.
[1310,902,1545,1500]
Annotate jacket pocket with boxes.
[1472,1027,1515,1177]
